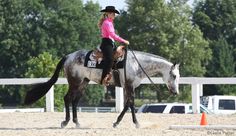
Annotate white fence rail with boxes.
[1,77,236,113]
[77,107,115,113]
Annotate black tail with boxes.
[24,56,67,105]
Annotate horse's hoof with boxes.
[135,123,140,128]
[75,123,80,128]
[113,122,119,128]
[61,121,68,128]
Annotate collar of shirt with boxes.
[105,18,113,23]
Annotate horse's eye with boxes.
[173,75,176,79]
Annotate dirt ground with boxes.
[0,112,236,136]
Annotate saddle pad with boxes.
[84,50,124,69]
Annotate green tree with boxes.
[0,0,27,77]
[0,0,27,106]
[0,0,101,78]
[0,0,101,106]
[207,38,235,77]
[205,38,236,95]
[193,0,236,44]
[193,0,236,63]
[193,0,236,95]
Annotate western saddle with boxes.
[90,45,126,62]
[90,45,126,86]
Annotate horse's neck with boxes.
[135,52,172,77]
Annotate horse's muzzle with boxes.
[168,85,179,95]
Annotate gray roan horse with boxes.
[24,49,180,128]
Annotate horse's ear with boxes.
[175,63,180,69]
[171,63,175,70]
[172,62,180,70]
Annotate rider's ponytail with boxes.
[97,13,108,29]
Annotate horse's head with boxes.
[163,63,180,95]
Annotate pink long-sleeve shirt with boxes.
[101,18,126,43]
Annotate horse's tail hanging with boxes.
[24,56,67,105]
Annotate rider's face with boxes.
[107,12,116,20]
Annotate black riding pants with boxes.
[100,38,114,83]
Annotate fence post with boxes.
[115,87,124,112]
[46,85,54,112]
[191,83,202,114]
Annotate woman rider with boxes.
[98,6,129,86]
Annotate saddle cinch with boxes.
[84,45,126,69]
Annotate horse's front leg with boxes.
[113,102,129,128]
[113,98,139,128]
[128,86,139,128]
[114,85,139,128]
[129,95,140,128]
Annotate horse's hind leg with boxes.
[72,79,89,128]
[72,93,81,128]
[61,85,81,128]
[61,91,72,128]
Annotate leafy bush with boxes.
[22,52,67,111]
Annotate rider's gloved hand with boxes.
[124,40,129,45]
